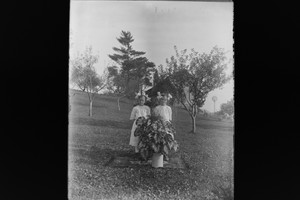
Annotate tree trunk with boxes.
[117,97,121,111]
[191,115,196,133]
[89,100,93,117]
[140,80,143,95]
[117,95,125,111]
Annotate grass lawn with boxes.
[68,90,234,200]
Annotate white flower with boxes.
[135,91,150,100]
[144,94,150,101]
[157,92,162,99]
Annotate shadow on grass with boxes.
[197,123,234,131]
[70,117,132,129]
[71,145,190,170]
[174,120,233,132]
[71,145,133,166]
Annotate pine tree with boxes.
[108,31,155,97]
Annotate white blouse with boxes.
[130,105,151,120]
[153,105,172,122]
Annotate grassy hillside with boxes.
[69,89,233,131]
[69,89,234,200]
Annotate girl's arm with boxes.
[146,106,151,118]
[152,107,158,117]
[169,107,172,121]
[130,107,136,121]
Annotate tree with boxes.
[220,98,234,116]
[108,31,145,93]
[146,68,177,107]
[106,65,126,94]
[108,31,155,109]
[212,96,218,113]
[132,57,156,93]
[70,46,107,116]
[162,46,232,133]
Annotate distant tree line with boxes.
[217,98,234,119]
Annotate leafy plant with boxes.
[134,116,179,160]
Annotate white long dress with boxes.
[129,105,151,147]
[153,105,174,139]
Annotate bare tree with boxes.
[70,46,107,116]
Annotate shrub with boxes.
[134,116,179,160]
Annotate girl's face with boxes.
[139,96,146,105]
[159,96,168,105]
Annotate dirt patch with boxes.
[106,154,186,169]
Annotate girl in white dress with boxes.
[153,92,172,123]
[152,92,174,161]
[129,94,151,153]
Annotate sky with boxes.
[70,0,234,112]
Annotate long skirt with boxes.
[129,120,139,147]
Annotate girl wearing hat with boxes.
[152,92,174,161]
[153,92,173,123]
[129,92,151,153]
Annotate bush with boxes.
[134,116,179,160]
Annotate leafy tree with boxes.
[70,46,107,116]
[106,65,126,94]
[220,98,234,116]
[162,46,232,133]
[132,56,156,93]
[146,68,177,107]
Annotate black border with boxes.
[3,1,69,199]
[234,1,299,199]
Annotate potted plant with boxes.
[134,115,179,168]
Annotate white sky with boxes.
[70,0,234,112]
